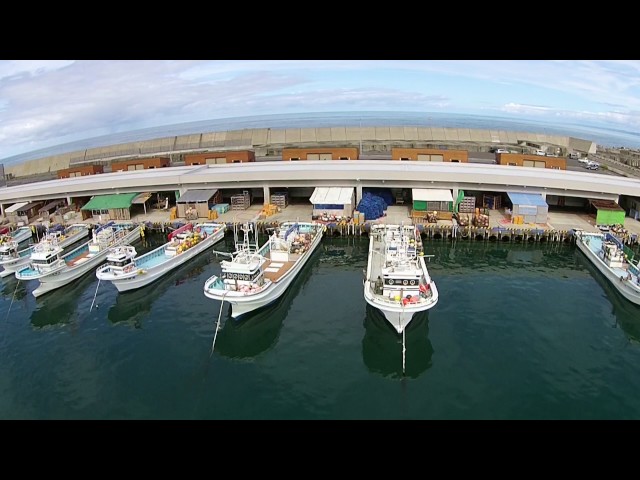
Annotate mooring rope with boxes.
[400,303,406,376]
[210,290,228,357]
[4,280,20,322]
[89,279,101,312]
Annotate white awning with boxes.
[5,201,29,213]
[310,187,354,205]
[412,189,453,202]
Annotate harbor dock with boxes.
[82,202,640,249]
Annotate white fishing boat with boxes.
[15,222,142,297]
[0,226,33,246]
[574,229,640,305]
[96,222,226,292]
[203,221,325,319]
[43,223,91,249]
[363,223,438,334]
[0,224,90,278]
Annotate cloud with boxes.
[1,60,640,160]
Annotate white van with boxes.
[569,152,580,159]
[535,150,546,156]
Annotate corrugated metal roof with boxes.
[589,199,625,211]
[39,199,65,213]
[132,193,152,204]
[81,193,139,210]
[176,189,219,203]
[309,187,354,205]
[412,189,453,202]
[5,201,28,213]
[17,201,42,212]
[507,192,548,206]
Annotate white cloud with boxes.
[1,60,640,159]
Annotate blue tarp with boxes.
[507,192,548,207]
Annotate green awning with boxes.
[81,193,139,210]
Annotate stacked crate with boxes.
[270,192,288,209]
[483,194,502,210]
[231,191,251,210]
[458,196,476,213]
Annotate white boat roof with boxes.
[309,187,354,205]
[411,188,454,202]
[5,201,29,213]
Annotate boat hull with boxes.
[9,227,33,245]
[364,283,439,334]
[58,226,91,249]
[105,227,225,292]
[575,232,640,306]
[204,225,324,319]
[29,228,141,298]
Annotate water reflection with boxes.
[318,236,368,268]
[30,274,95,328]
[362,304,433,379]
[576,252,640,344]
[1,277,28,302]
[108,248,212,328]
[214,249,318,361]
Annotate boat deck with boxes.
[262,256,295,283]
[67,251,95,267]
[584,233,640,285]
[368,236,385,283]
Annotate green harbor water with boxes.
[2,232,640,420]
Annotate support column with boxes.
[356,184,363,205]
[540,192,547,200]
[0,203,4,218]
[452,187,459,204]
[263,185,270,205]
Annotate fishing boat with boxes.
[214,244,317,360]
[0,226,33,246]
[574,229,640,306]
[95,222,226,292]
[43,223,91,248]
[0,224,90,278]
[203,221,325,319]
[15,221,142,298]
[363,223,438,334]
[0,240,33,278]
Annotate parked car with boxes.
[535,150,546,156]
[578,157,590,164]
[586,161,600,170]
[495,148,509,154]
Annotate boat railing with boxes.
[62,242,90,262]
[373,293,430,307]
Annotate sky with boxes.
[1,59,639,160]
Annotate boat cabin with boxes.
[30,244,64,273]
[602,240,625,268]
[0,240,20,260]
[104,246,137,274]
